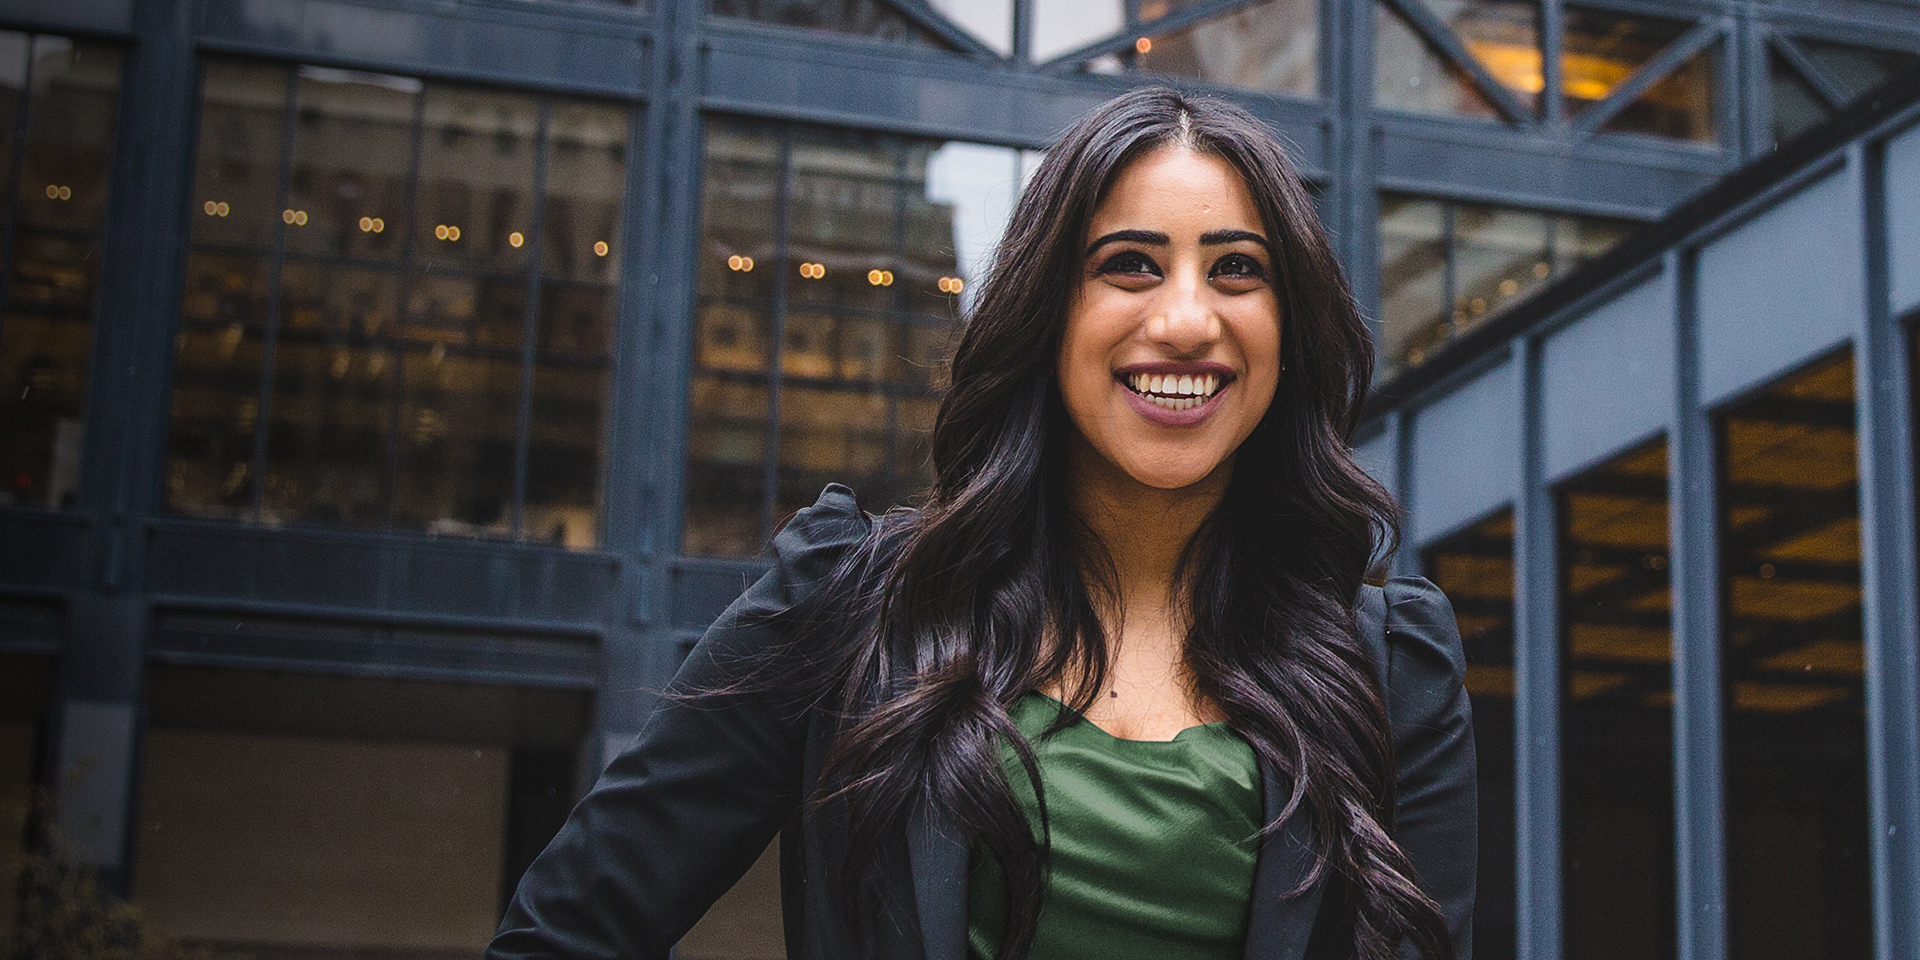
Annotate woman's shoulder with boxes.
[1358,576,1468,715]
[767,483,915,605]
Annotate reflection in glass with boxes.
[1422,511,1516,960]
[1597,47,1717,143]
[1718,354,1869,960]
[1769,52,1830,145]
[1451,202,1548,333]
[929,0,1013,55]
[285,67,417,261]
[1799,38,1920,102]
[1561,8,1689,115]
[710,0,950,49]
[1559,439,1674,960]
[167,59,630,549]
[187,59,289,251]
[417,87,539,273]
[685,120,1017,556]
[1136,0,1319,98]
[1378,196,1447,370]
[1032,0,1126,62]
[1375,2,1501,120]
[0,34,123,510]
[1378,194,1635,377]
[1428,0,1541,113]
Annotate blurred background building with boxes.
[0,0,1916,957]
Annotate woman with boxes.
[490,87,1474,960]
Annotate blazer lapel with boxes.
[1242,759,1327,960]
[908,801,968,960]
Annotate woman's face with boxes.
[1056,145,1282,494]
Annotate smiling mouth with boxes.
[1121,371,1227,411]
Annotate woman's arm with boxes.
[1382,575,1478,960]
[488,486,870,960]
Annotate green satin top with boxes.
[966,692,1263,960]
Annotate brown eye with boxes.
[1210,253,1265,281]
[1098,251,1161,277]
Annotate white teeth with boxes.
[1122,370,1227,409]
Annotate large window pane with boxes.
[167,59,630,550]
[1451,202,1549,333]
[710,0,951,49]
[135,664,590,956]
[1562,8,1690,116]
[1379,195,1448,371]
[1559,439,1674,960]
[1422,511,1516,960]
[1718,353,1869,960]
[685,120,1016,557]
[1375,2,1502,119]
[1596,46,1717,144]
[1032,0,1126,62]
[0,35,123,510]
[1135,0,1319,98]
[1378,194,1635,378]
[1428,0,1541,114]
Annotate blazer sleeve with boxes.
[489,484,872,960]
[1383,575,1478,960]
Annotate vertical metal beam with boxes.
[511,102,553,539]
[56,0,201,892]
[1850,139,1920,960]
[1733,9,1768,165]
[1542,0,1566,131]
[1513,333,1562,960]
[249,69,300,520]
[1668,246,1727,960]
[1332,0,1378,349]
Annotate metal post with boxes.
[1514,334,1562,960]
[1850,140,1920,960]
[1668,247,1727,960]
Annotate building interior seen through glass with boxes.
[0,651,54,948]
[1378,194,1634,375]
[1374,0,1717,143]
[166,60,629,548]
[686,119,1029,557]
[709,0,953,49]
[1717,352,1869,960]
[1769,36,1920,145]
[0,33,122,511]
[1420,510,1516,960]
[1557,439,1674,960]
[131,663,589,958]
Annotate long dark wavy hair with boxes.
[783,87,1449,960]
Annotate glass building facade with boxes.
[1,0,1918,956]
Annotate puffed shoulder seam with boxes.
[1381,575,1467,681]
[767,483,875,606]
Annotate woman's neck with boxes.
[1064,435,1230,618]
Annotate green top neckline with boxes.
[1026,690,1235,745]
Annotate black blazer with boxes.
[491,485,1476,960]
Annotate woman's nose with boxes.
[1145,275,1220,352]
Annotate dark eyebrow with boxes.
[1085,229,1169,258]
[1200,228,1269,248]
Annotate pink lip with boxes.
[1115,364,1235,428]
[1114,360,1237,380]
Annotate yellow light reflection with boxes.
[594,241,610,257]
[1135,36,1152,54]
[509,231,525,248]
